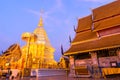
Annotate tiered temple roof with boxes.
[93,0,120,22]
[72,30,97,45]
[65,0,120,56]
[93,0,120,31]
[72,15,97,44]
[0,44,21,68]
[65,34,120,55]
[76,15,92,33]
[93,15,120,31]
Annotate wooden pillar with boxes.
[90,51,101,78]
[69,56,75,77]
[90,52,98,66]
[117,49,120,57]
[117,49,120,63]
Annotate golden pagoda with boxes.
[21,16,57,69]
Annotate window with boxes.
[97,48,117,58]
[74,52,90,60]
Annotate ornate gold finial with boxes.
[38,10,44,27]
[38,16,43,27]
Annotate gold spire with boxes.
[38,16,43,27]
[38,10,44,27]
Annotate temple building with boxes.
[64,0,120,77]
[21,16,57,69]
[0,44,21,69]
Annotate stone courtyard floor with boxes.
[1,75,120,80]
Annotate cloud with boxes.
[56,0,64,9]
[26,0,65,17]
[45,0,65,15]
[85,0,107,2]
[26,9,40,16]
[77,0,114,2]
[25,0,66,26]
[25,8,60,26]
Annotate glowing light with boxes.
[5,63,10,66]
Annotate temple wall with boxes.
[75,59,91,66]
[98,56,118,67]
[73,56,118,68]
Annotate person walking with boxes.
[87,63,93,78]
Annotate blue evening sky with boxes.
[0,0,114,61]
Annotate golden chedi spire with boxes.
[38,10,44,27]
[20,10,57,69]
[38,16,43,27]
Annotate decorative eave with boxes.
[64,33,120,56]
